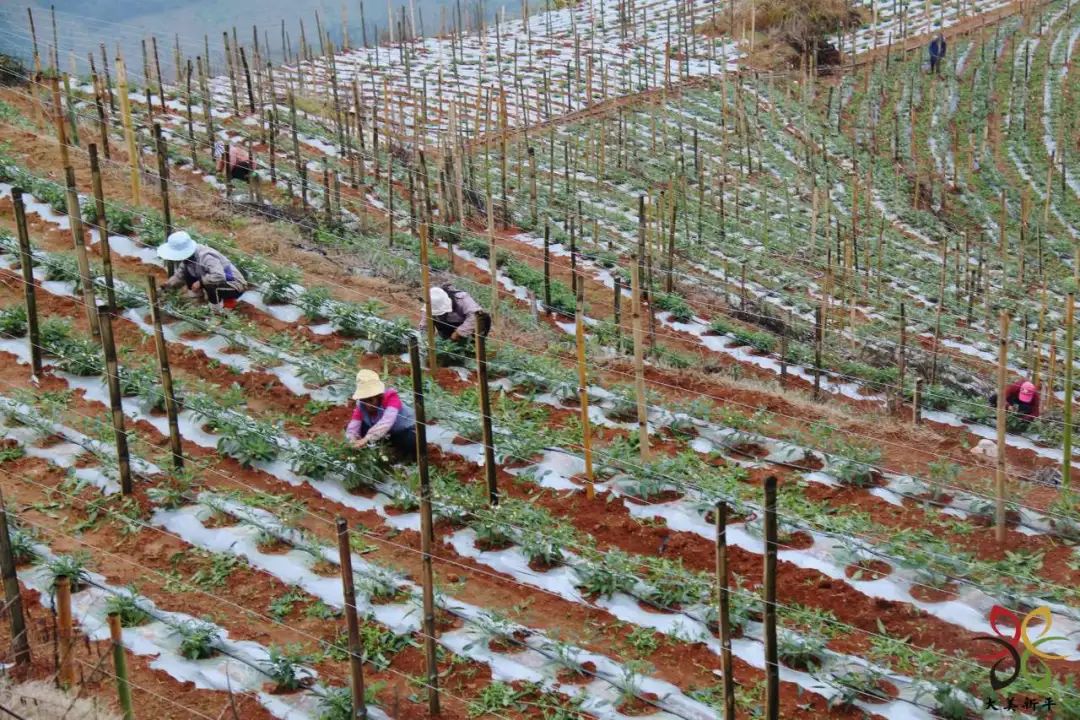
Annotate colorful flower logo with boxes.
[974,605,1067,692]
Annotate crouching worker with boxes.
[158,231,249,311]
[420,285,487,343]
[989,380,1040,429]
[346,369,416,462]
[215,142,254,182]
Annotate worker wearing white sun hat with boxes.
[159,231,249,311]
[344,369,417,462]
[419,284,485,342]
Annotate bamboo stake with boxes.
[98,304,133,495]
[475,312,498,505]
[0,489,31,668]
[107,613,135,720]
[1064,293,1074,487]
[995,312,1009,543]
[147,277,184,471]
[814,304,823,400]
[115,57,141,200]
[715,501,735,720]
[11,190,43,379]
[89,144,117,313]
[630,256,649,460]
[913,378,923,425]
[763,475,779,720]
[407,336,441,716]
[65,167,100,339]
[574,274,595,498]
[57,576,74,688]
[543,221,552,315]
[336,518,368,719]
[418,221,437,376]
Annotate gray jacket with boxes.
[165,245,248,292]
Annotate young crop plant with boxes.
[174,619,221,660]
[643,557,710,609]
[316,683,384,720]
[261,267,302,305]
[268,587,309,621]
[777,632,826,672]
[467,681,525,717]
[45,553,90,592]
[0,305,27,338]
[261,645,315,692]
[296,286,332,321]
[7,526,37,564]
[574,549,638,598]
[105,588,152,627]
[211,414,280,467]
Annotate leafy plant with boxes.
[467,681,524,717]
[316,682,384,719]
[174,619,221,660]
[261,645,313,692]
[45,553,90,592]
[214,416,280,467]
[105,589,152,627]
[268,587,308,621]
[574,550,638,598]
[296,286,332,321]
[7,526,37,564]
[777,633,826,672]
[0,305,27,338]
[262,268,301,305]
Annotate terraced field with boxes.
[0,0,1077,718]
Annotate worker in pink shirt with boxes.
[345,370,416,461]
[989,380,1040,428]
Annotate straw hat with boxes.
[158,231,197,261]
[352,369,385,400]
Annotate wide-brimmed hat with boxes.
[429,287,452,316]
[1019,381,1036,403]
[158,231,197,261]
[352,369,385,400]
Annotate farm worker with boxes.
[346,369,417,462]
[158,231,249,311]
[928,34,947,74]
[419,285,487,343]
[989,380,1040,424]
[215,141,254,182]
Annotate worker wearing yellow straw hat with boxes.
[345,369,416,461]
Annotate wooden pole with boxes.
[146,277,184,471]
[763,475,779,720]
[98,304,133,495]
[153,125,174,243]
[475,312,499,505]
[11,190,43,378]
[56,576,74,688]
[0,489,31,668]
[486,194,499,329]
[65,167,100,339]
[813,304,823,400]
[995,312,1009,543]
[1065,293,1075,487]
[630,256,649,460]
[336,518,368,719]
[88,145,117,313]
[408,336,441,717]
[715,501,735,720]
[574,275,595,498]
[543,221,552,315]
[107,613,135,720]
[913,377,923,425]
[115,56,141,201]
[49,75,70,170]
[418,221,437,376]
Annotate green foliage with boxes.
[175,619,221,660]
[262,268,301,305]
[0,305,27,338]
[82,203,137,235]
[467,682,525,717]
[45,553,90,591]
[574,549,637,598]
[654,292,694,322]
[261,645,313,692]
[268,588,308,621]
[105,590,152,627]
[296,286,332,321]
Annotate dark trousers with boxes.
[202,284,244,304]
[230,163,252,182]
[388,426,417,463]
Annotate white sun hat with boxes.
[158,231,197,261]
[352,369,386,400]
[429,287,452,316]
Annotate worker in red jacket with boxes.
[989,381,1040,425]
